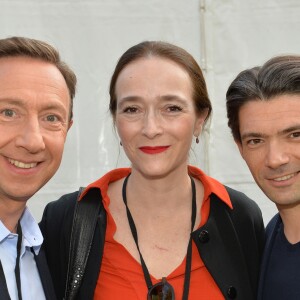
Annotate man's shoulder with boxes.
[265,213,281,236]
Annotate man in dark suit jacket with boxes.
[0,36,76,300]
[226,55,300,300]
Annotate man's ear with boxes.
[235,139,244,157]
[68,120,73,131]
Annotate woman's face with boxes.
[115,57,206,178]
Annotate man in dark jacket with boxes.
[226,55,300,300]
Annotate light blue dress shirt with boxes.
[0,207,46,300]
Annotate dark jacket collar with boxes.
[34,247,58,300]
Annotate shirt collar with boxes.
[188,165,233,209]
[20,207,43,254]
[0,220,12,243]
[80,168,131,200]
[0,207,43,254]
[80,166,232,209]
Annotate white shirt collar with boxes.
[0,220,11,243]
[0,207,43,254]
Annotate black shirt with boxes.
[263,223,300,299]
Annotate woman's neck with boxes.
[126,167,192,211]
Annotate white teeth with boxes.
[273,173,296,182]
[8,159,37,169]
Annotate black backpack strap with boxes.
[64,187,102,300]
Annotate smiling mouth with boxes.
[273,172,298,182]
[8,158,38,169]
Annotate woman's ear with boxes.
[194,108,209,137]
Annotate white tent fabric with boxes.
[1,0,299,223]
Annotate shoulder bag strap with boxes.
[64,187,102,300]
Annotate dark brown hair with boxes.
[0,36,77,120]
[226,55,300,142]
[109,41,211,122]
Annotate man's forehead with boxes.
[239,95,300,116]
[239,95,300,137]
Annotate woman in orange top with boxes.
[41,41,265,300]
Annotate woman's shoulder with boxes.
[45,190,80,212]
[223,186,264,225]
[224,186,259,209]
[205,185,262,229]
[40,191,80,231]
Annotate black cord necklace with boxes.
[15,221,23,300]
[122,174,196,300]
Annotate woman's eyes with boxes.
[121,104,183,115]
[166,105,183,112]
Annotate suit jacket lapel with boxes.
[0,251,57,300]
[34,247,57,300]
[0,261,11,300]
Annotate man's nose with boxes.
[15,118,46,153]
[265,141,289,169]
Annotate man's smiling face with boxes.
[0,56,72,204]
[237,94,300,209]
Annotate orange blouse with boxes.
[81,166,232,300]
